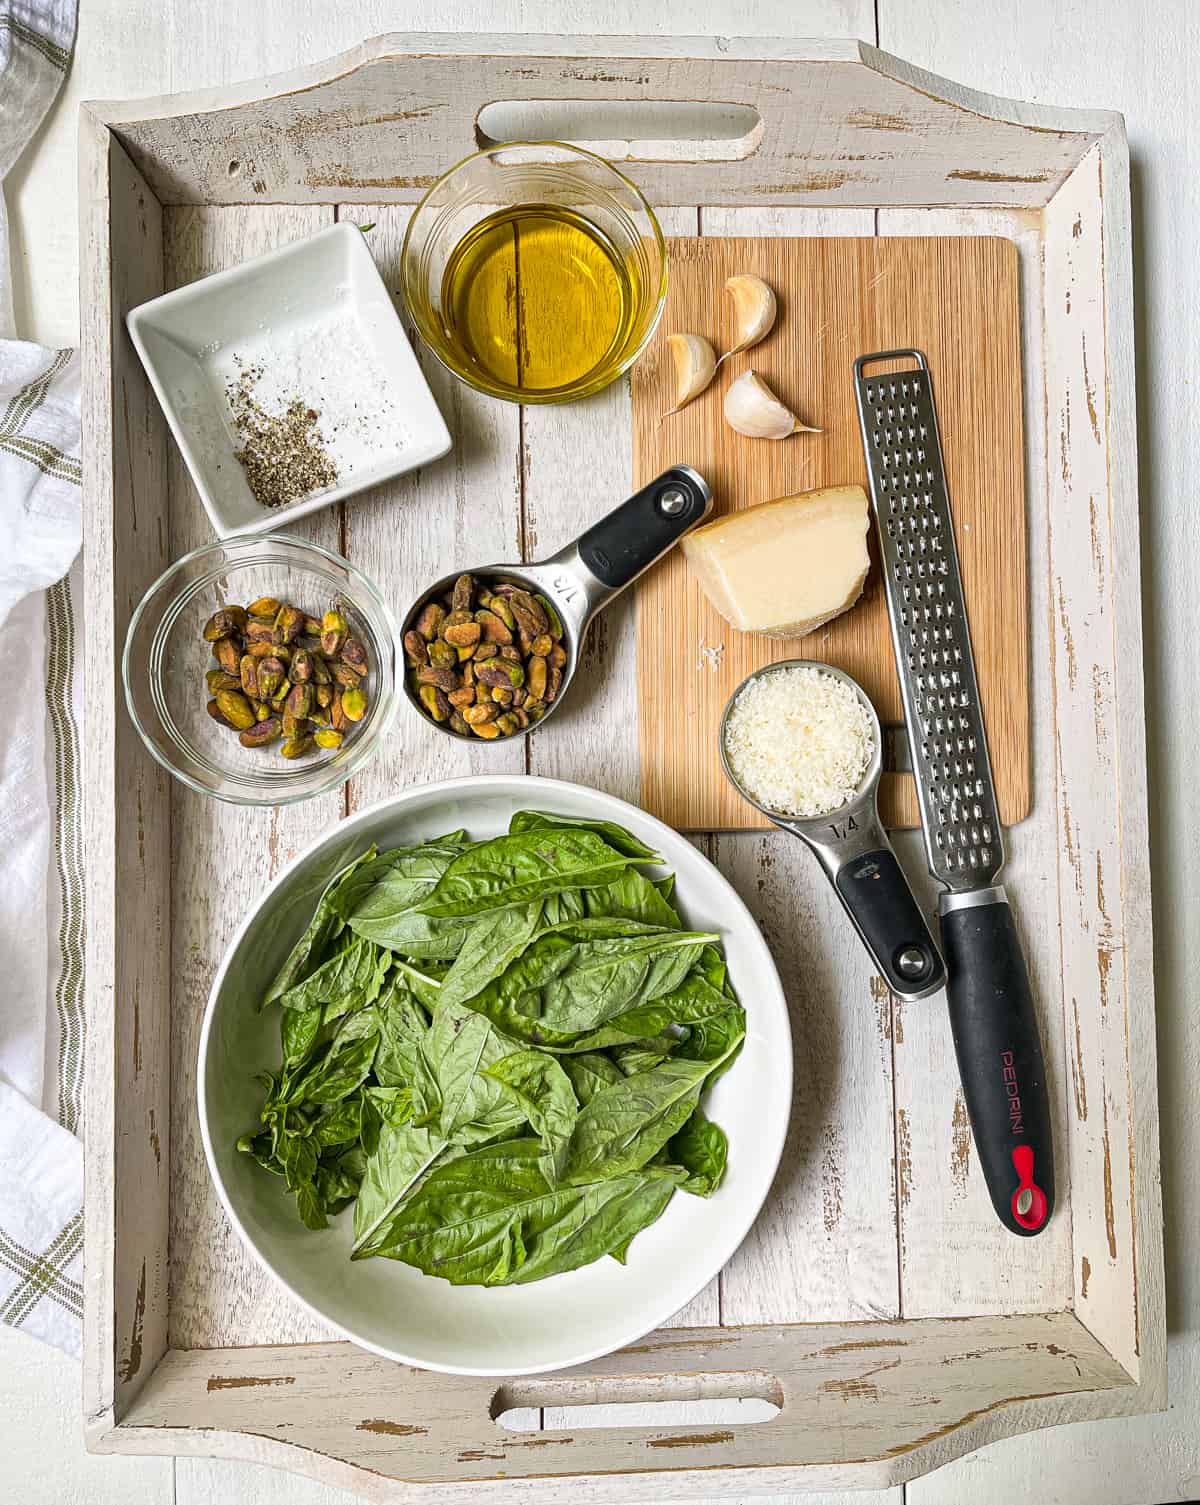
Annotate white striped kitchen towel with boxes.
[0,0,83,1355]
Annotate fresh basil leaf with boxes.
[596,967,732,1043]
[329,836,469,919]
[339,841,473,957]
[358,1095,382,1157]
[426,1000,526,1146]
[374,979,439,1112]
[281,1003,323,1067]
[438,900,545,1008]
[461,922,718,1045]
[674,1005,747,1085]
[390,956,447,1009]
[352,1124,455,1257]
[312,1097,364,1148]
[561,1052,623,1106]
[294,1180,328,1230]
[696,944,727,992]
[275,936,389,1019]
[508,810,662,862]
[329,1002,382,1053]
[563,1036,741,1185]
[237,1129,282,1175]
[584,866,680,929]
[314,1155,361,1211]
[262,846,379,1009]
[368,1137,684,1283]
[280,1131,318,1193]
[668,1107,729,1196]
[485,1051,578,1183]
[413,830,640,920]
[292,1032,378,1106]
[364,1085,415,1127]
[610,1037,679,1075]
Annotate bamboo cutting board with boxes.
[633,235,1029,832]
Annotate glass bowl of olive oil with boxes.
[401,142,667,404]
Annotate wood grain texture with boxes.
[1042,145,1159,1385]
[88,37,1113,212]
[701,202,903,1337]
[110,1313,1134,1496]
[522,205,698,806]
[871,16,1174,1504]
[633,233,1028,832]
[338,202,527,806]
[74,27,1165,1505]
[522,205,719,1332]
[162,203,345,1349]
[875,208,1073,1319]
[80,123,173,1429]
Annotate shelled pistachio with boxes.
[201,597,370,760]
[405,573,566,739]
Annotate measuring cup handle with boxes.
[576,467,712,591]
[834,848,945,999]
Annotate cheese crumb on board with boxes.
[723,665,875,818]
[697,638,726,672]
[681,484,870,638]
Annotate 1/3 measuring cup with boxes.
[401,466,711,741]
[720,661,945,1002]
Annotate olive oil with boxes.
[438,204,641,399]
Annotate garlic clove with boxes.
[716,274,778,367]
[723,369,821,440]
[664,333,718,415]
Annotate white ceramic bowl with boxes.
[127,222,452,538]
[198,776,792,1375]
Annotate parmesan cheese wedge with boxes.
[681,485,870,639]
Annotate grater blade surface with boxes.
[854,350,1004,893]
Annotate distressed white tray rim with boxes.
[81,31,1163,1503]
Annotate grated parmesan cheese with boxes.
[697,637,726,673]
[724,665,874,818]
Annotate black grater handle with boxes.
[941,894,1055,1236]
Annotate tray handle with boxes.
[495,1370,784,1431]
[475,99,763,163]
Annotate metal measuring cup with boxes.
[401,466,712,741]
[720,660,945,1002]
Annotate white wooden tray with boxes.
[80,33,1163,1501]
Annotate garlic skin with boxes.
[723,369,821,440]
[664,333,718,414]
[717,274,777,367]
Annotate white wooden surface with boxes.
[4,2,1196,1503]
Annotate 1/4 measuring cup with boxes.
[720,661,945,1002]
[401,466,711,741]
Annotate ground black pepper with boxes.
[225,359,339,509]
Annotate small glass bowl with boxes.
[123,535,398,805]
[401,141,667,405]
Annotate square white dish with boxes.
[126,221,452,538]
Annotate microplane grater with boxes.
[854,348,1055,1239]
[853,350,1002,894]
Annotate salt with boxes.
[202,309,413,494]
